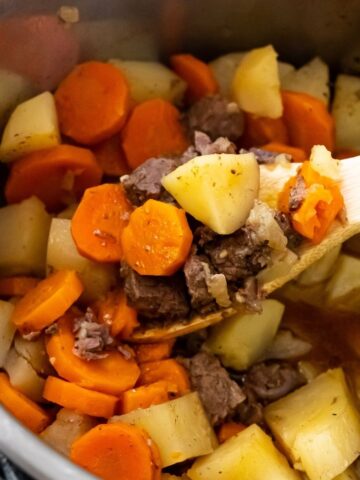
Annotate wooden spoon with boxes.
[131,157,360,342]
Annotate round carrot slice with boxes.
[71,183,133,263]
[55,61,130,145]
[43,376,118,418]
[46,313,140,395]
[70,423,161,480]
[11,270,83,334]
[121,199,193,276]
[5,144,102,211]
[93,134,130,177]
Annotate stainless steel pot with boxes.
[1,0,360,478]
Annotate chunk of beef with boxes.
[180,131,236,164]
[73,308,113,361]
[275,212,303,251]
[121,157,179,206]
[248,147,279,164]
[183,252,216,312]
[236,387,265,426]
[121,265,190,320]
[193,224,218,247]
[183,95,244,142]
[204,227,271,282]
[184,352,245,425]
[234,277,263,312]
[288,175,306,211]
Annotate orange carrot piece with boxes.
[0,372,50,433]
[217,422,246,444]
[282,90,335,154]
[46,313,140,396]
[70,423,161,480]
[96,289,139,338]
[43,376,118,418]
[5,145,102,211]
[261,142,307,163]
[170,53,218,102]
[71,184,132,263]
[93,134,130,177]
[120,309,140,340]
[334,148,360,160]
[134,340,175,364]
[121,381,170,414]
[122,98,189,169]
[121,199,193,276]
[11,270,83,334]
[242,113,289,148]
[0,276,40,297]
[139,359,190,396]
[55,61,130,145]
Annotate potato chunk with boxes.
[259,162,300,209]
[324,254,360,312]
[205,299,285,370]
[296,245,341,287]
[0,300,16,367]
[162,153,259,234]
[187,424,301,480]
[110,59,186,104]
[0,196,51,276]
[14,333,53,376]
[232,45,282,118]
[0,91,60,161]
[332,74,360,150]
[47,218,116,303]
[265,368,360,480]
[110,392,217,467]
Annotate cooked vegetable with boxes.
[242,113,289,147]
[0,196,51,276]
[134,341,174,364]
[209,52,246,96]
[259,162,300,209]
[55,61,130,145]
[122,98,188,169]
[217,422,246,444]
[110,59,186,104]
[187,424,300,480]
[40,408,97,457]
[14,333,53,376]
[170,54,218,102]
[282,90,335,154]
[139,359,190,396]
[332,74,360,150]
[0,276,39,297]
[121,381,170,414]
[111,392,217,467]
[71,183,132,263]
[0,91,60,161]
[0,372,50,433]
[309,144,341,181]
[70,422,161,480]
[3,348,45,402]
[11,269,83,334]
[93,134,130,177]
[261,330,312,361]
[96,289,139,338]
[121,199,193,276]
[281,57,330,105]
[47,218,116,304]
[205,299,285,370]
[43,376,118,418]
[296,245,341,286]
[334,466,359,480]
[5,144,102,211]
[325,254,360,312]
[0,300,16,367]
[46,313,140,395]
[232,45,283,118]
[162,153,259,234]
[264,368,360,480]
[261,142,306,162]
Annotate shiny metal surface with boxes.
[1,0,360,478]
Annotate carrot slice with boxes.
[139,359,190,396]
[121,381,170,414]
[46,313,140,395]
[134,340,175,364]
[5,145,102,211]
[282,90,335,154]
[0,372,50,433]
[55,61,130,145]
[43,376,118,418]
[218,422,246,444]
[93,134,130,177]
[0,276,40,297]
[334,148,360,160]
[11,270,83,334]
[242,113,289,148]
[96,289,138,337]
[121,199,193,276]
[122,98,189,170]
[170,54,218,102]
[71,184,132,263]
[70,423,161,480]
[261,142,307,163]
